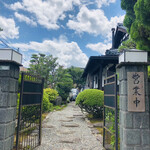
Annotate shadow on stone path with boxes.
[35,102,103,150]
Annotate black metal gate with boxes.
[103,74,119,150]
[16,73,44,150]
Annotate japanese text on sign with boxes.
[127,72,145,112]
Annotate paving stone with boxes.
[58,130,75,135]
[93,122,103,128]
[91,129,100,134]
[66,117,75,119]
[42,125,55,128]
[59,138,80,143]
[59,119,73,122]
[61,123,79,127]
[88,124,93,128]
[73,114,83,116]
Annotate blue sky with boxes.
[0,0,125,68]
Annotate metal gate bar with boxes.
[16,73,44,150]
[103,74,118,150]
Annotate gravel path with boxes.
[35,102,103,150]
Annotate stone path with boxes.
[35,102,103,150]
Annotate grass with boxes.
[51,104,67,111]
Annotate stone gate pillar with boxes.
[0,49,22,150]
[117,50,150,150]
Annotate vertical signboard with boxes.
[127,72,145,112]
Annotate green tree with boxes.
[56,73,73,102]
[67,66,85,89]
[121,0,137,32]
[29,53,58,88]
[121,0,150,51]
[131,0,150,50]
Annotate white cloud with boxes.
[8,2,24,10]
[96,0,116,8]
[15,12,37,26]
[11,36,88,68]
[67,6,124,40]
[0,16,19,39]
[8,0,81,30]
[86,42,112,55]
[106,15,125,41]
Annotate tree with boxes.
[121,0,150,51]
[131,0,150,50]
[121,0,137,32]
[56,73,73,102]
[67,66,85,89]
[29,53,58,88]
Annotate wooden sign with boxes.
[127,72,145,112]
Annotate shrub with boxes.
[42,91,53,113]
[44,88,58,104]
[76,89,104,118]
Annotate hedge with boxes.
[76,89,104,118]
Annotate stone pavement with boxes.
[35,102,103,150]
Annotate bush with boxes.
[44,88,58,104]
[42,90,53,113]
[76,89,104,118]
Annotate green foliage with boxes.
[121,0,137,32]
[121,0,150,51]
[57,73,73,101]
[118,38,136,51]
[76,89,104,118]
[105,109,116,149]
[67,66,85,89]
[42,90,53,113]
[134,0,150,27]
[131,0,150,50]
[29,53,58,88]
[148,66,150,77]
[44,88,58,103]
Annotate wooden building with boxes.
[82,23,128,90]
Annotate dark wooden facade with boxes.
[82,23,128,90]
[82,56,118,90]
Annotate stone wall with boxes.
[0,63,19,150]
[119,64,150,150]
